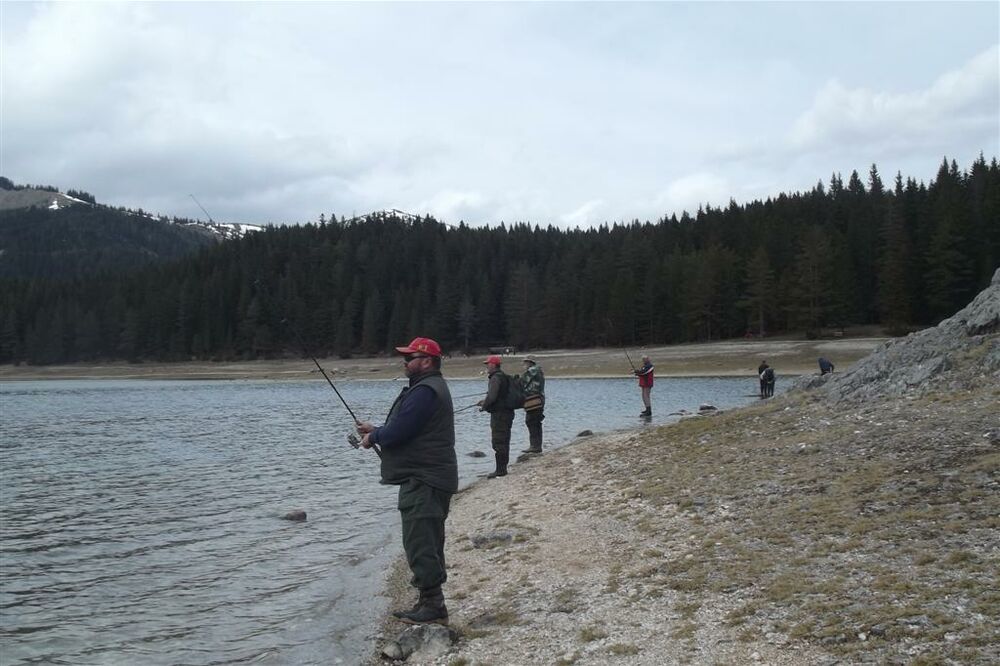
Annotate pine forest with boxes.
[1,156,997,365]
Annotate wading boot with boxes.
[640,407,652,417]
[486,453,508,478]
[393,587,437,620]
[399,589,449,626]
[391,598,421,619]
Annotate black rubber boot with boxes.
[398,589,449,626]
[486,453,508,478]
[640,407,652,417]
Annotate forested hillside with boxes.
[1,156,997,365]
[0,177,220,279]
[0,206,219,280]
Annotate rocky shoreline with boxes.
[0,338,884,382]
[369,270,999,665]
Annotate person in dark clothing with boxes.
[518,356,545,453]
[757,360,769,398]
[762,365,776,397]
[478,354,514,478]
[635,355,654,416]
[818,357,835,375]
[356,336,457,626]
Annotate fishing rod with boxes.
[624,350,637,373]
[189,194,215,224]
[281,317,381,459]
[454,403,482,414]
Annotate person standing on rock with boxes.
[635,355,654,416]
[477,354,515,478]
[818,357,835,375]
[518,356,545,454]
[356,337,457,626]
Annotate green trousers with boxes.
[397,478,453,592]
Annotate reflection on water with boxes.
[0,375,772,664]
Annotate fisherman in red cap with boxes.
[356,336,456,625]
[477,354,515,478]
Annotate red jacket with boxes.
[635,362,654,388]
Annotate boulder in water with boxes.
[577,429,594,437]
[282,510,307,522]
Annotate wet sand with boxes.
[0,338,885,382]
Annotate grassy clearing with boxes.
[598,386,1000,663]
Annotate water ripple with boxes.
[1,376,761,664]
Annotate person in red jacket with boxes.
[635,355,654,417]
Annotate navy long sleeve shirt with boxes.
[370,385,437,449]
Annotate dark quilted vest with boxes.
[379,371,458,493]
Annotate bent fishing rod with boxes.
[282,318,381,459]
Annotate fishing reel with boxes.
[347,433,361,449]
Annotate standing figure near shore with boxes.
[818,357,835,375]
[757,360,769,398]
[518,356,545,454]
[478,355,515,478]
[635,355,654,417]
[355,337,457,626]
[762,365,776,398]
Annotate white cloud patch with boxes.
[559,199,606,228]
[415,190,489,224]
[654,173,732,219]
[790,45,1000,153]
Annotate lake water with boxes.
[0,375,777,664]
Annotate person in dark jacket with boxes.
[518,356,545,453]
[762,365,776,397]
[477,354,514,478]
[818,357,835,375]
[635,355,654,416]
[757,360,769,398]
[356,337,457,626]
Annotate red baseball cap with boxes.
[395,337,442,357]
[484,354,502,365]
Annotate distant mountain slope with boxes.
[0,187,92,212]
[0,181,261,279]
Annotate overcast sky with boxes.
[2,2,998,227]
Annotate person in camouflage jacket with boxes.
[518,356,545,453]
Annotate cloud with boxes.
[415,189,489,224]
[789,45,1000,153]
[2,3,997,226]
[559,199,606,228]
[653,173,732,219]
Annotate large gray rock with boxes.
[791,268,1000,404]
[381,624,454,661]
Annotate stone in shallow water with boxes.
[281,510,307,522]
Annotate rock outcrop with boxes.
[793,267,999,403]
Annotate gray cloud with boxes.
[2,2,997,227]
